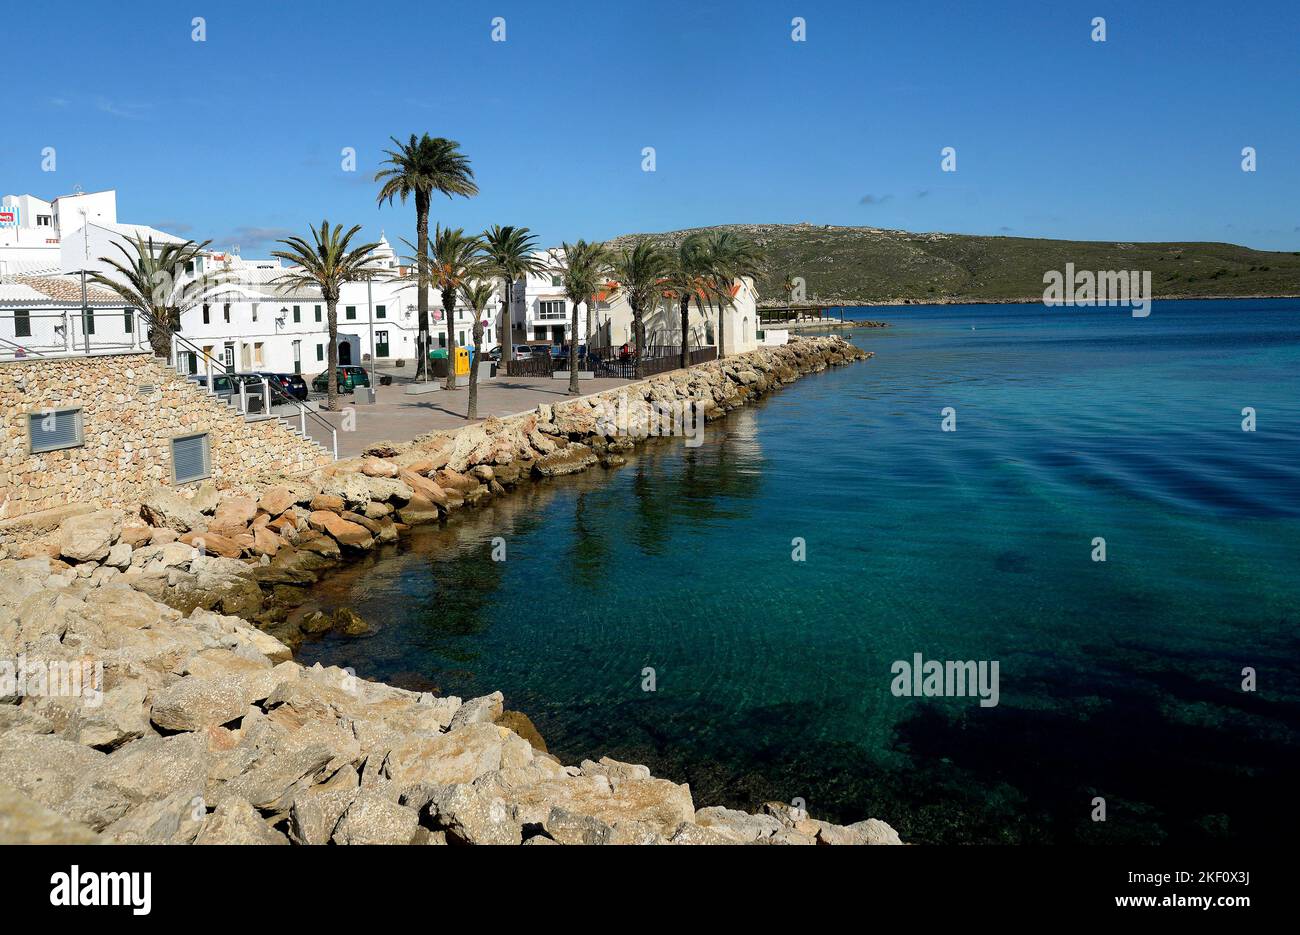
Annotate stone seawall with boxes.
[0,336,895,845]
[0,353,331,532]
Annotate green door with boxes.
[375,330,389,358]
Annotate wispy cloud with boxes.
[860,194,893,206]
[915,190,930,199]
[47,97,71,109]
[151,220,194,235]
[216,226,297,252]
[96,97,152,120]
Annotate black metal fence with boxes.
[587,345,717,379]
[505,355,555,377]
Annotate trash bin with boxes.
[453,347,470,376]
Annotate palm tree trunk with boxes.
[415,191,430,381]
[326,299,339,411]
[568,298,580,395]
[587,293,597,350]
[443,288,457,391]
[498,276,511,365]
[632,304,644,379]
[716,287,727,360]
[679,295,691,369]
[468,320,484,419]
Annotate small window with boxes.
[376,305,386,319]
[292,305,301,323]
[82,309,95,335]
[124,308,133,333]
[28,408,83,453]
[36,215,51,227]
[314,305,322,322]
[345,306,356,320]
[223,304,231,323]
[14,308,31,338]
[171,432,211,484]
[551,275,562,287]
[202,304,210,324]
[251,305,258,322]
[316,343,324,361]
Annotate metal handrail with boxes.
[141,310,339,460]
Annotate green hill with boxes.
[609,223,1300,306]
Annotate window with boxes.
[458,331,465,346]
[28,408,83,453]
[538,300,566,321]
[171,432,211,484]
[14,309,30,338]
[376,304,386,319]
[292,305,301,323]
[551,275,562,287]
[223,304,230,323]
[185,260,195,275]
[533,326,547,340]
[437,333,446,348]
[36,214,51,227]
[314,305,322,322]
[345,306,356,320]
[202,304,210,324]
[82,309,95,335]
[124,308,133,333]
[251,305,258,322]
[316,343,324,361]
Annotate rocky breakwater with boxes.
[7,335,871,652]
[0,556,901,844]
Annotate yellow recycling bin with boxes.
[453,347,470,376]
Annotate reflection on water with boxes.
[298,300,1300,843]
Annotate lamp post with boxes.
[366,275,376,401]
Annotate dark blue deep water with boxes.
[299,299,1300,843]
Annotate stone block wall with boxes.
[0,352,330,524]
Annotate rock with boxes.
[397,469,448,507]
[180,530,242,559]
[190,482,220,515]
[694,806,782,842]
[149,527,179,545]
[320,471,373,508]
[101,789,206,844]
[104,542,133,569]
[668,821,736,845]
[332,790,419,845]
[140,488,205,532]
[63,733,208,830]
[58,509,124,563]
[258,486,297,516]
[360,458,399,478]
[534,444,598,477]
[212,497,257,528]
[76,679,151,750]
[309,494,344,513]
[287,768,359,845]
[307,512,373,550]
[150,675,267,731]
[817,818,903,845]
[448,691,504,730]
[118,524,153,549]
[496,710,547,753]
[395,493,440,525]
[0,733,107,813]
[0,782,99,844]
[544,806,611,845]
[252,526,281,557]
[416,783,522,845]
[333,607,370,636]
[380,723,507,789]
[194,796,289,845]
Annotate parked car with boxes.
[256,371,309,401]
[311,365,371,394]
[188,372,268,412]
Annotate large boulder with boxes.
[58,509,124,563]
[258,486,297,517]
[306,512,374,550]
[194,797,289,845]
[140,488,205,532]
[0,782,99,844]
[331,790,419,845]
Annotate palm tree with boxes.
[88,234,226,359]
[700,231,764,358]
[270,221,384,411]
[662,233,710,369]
[550,240,612,395]
[375,135,478,380]
[608,239,669,378]
[403,226,488,390]
[458,280,496,419]
[482,226,548,360]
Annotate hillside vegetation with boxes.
[609,224,1300,306]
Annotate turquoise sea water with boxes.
[299,299,1300,844]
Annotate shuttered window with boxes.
[124,308,133,333]
[171,432,211,484]
[14,309,31,338]
[345,306,356,320]
[28,408,84,453]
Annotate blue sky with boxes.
[6,0,1299,254]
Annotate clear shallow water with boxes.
[299,299,1300,843]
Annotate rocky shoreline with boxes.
[0,336,899,845]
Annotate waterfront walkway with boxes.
[297,372,632,458]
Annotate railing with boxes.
[0,307,149,360]
[587,345,716,379]
[160,317,339,460]
[505,355,555,377]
